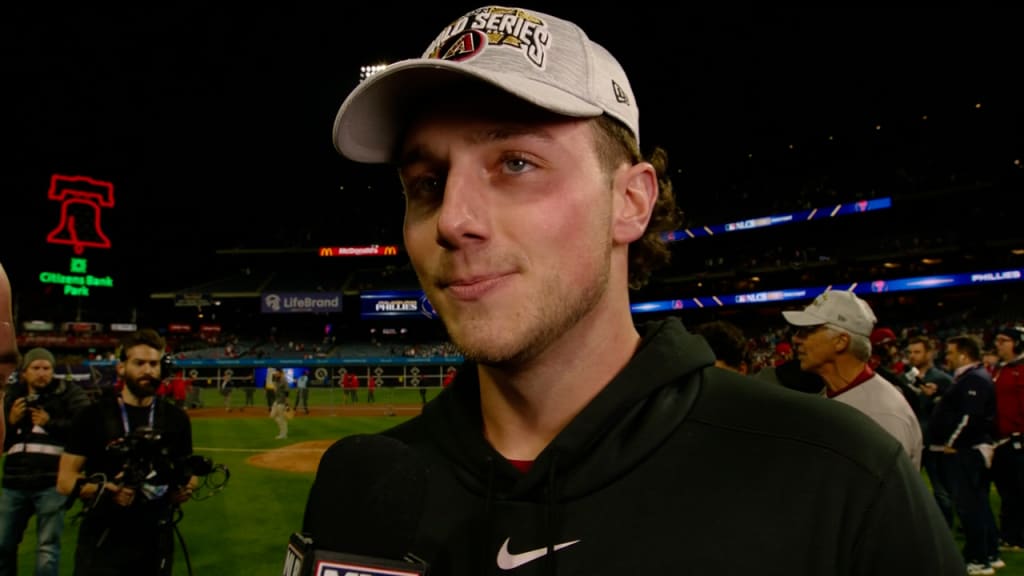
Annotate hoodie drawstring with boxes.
[543,452,559,576]
[484,456,496,573]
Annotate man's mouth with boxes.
[441,273,513,300]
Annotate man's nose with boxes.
[435,166,487,248]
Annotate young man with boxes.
[1,348,91,576]
[315,6,963,574]
[905,334,956,526]
[992,326,1024,551]
[57,329,197,576]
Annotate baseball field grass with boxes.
[9,386,1024,575]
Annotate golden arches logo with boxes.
[382,246,398,256]
[318,247,334,257]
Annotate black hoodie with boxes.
[369,318,963,575]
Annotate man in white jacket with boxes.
[784,290,923,468]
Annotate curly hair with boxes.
[592,115,682,290]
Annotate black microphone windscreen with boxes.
[303,434,427,560]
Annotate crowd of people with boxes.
[694,299,1024,574]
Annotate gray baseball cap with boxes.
[333,5,639,164]
[782,291,878,338]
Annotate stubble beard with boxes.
[428,245,612,368]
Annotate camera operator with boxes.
[58,329,197,576]
[1,347,91,576]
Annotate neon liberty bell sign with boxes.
[40,174,116,297]
[46,174,115,254]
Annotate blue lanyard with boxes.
[118,397,155,435]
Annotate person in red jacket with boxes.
[992,326,1024,551]
[343,371,359,404]
[442,367,457,389]
[169,370,189,409]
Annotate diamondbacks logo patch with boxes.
[426,6,550,69]
[434,29,488,62]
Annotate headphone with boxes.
[998,325,1024,354]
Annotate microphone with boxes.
[283,434,429,576]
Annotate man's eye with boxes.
[502,156,533,174]
[404,176,444,204]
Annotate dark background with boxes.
[5,2,1022,332]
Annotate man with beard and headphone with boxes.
[58,329,197,576]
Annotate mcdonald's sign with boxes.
[317,245,401,257]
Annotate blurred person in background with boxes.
[293,369,310,414]
[693,320,751,374]
[871,327,919,414]
[931,334,1002,573]
[1,347,91,576]
[905,334,956,527]
[265,367,279,412]
[992,326,1024,552]
[271,382,290,439]
[905,335,954,431]
[220,369,235,412]
[983,348,1001,376]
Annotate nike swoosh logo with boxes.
[496,537,581,570]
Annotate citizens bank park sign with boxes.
[261,292,343,314]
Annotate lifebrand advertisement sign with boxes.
[261,292,343,314]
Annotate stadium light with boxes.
[360,64,388,83]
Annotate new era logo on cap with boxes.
[332,5,639,164]
[782,290,877,338]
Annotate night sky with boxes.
[6,2,1020,323]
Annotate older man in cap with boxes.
[784,290,923,469]
[1,347,91,576]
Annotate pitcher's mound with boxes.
[247,440,335,473]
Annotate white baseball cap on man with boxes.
[332,5,638,164]
[782,291,877,338]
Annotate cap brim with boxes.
[333,58,604,164]
[782,310,827,327]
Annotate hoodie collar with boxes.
[424,317,714,499]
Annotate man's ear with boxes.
[834,332,851,354]
[612,162,658,245]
